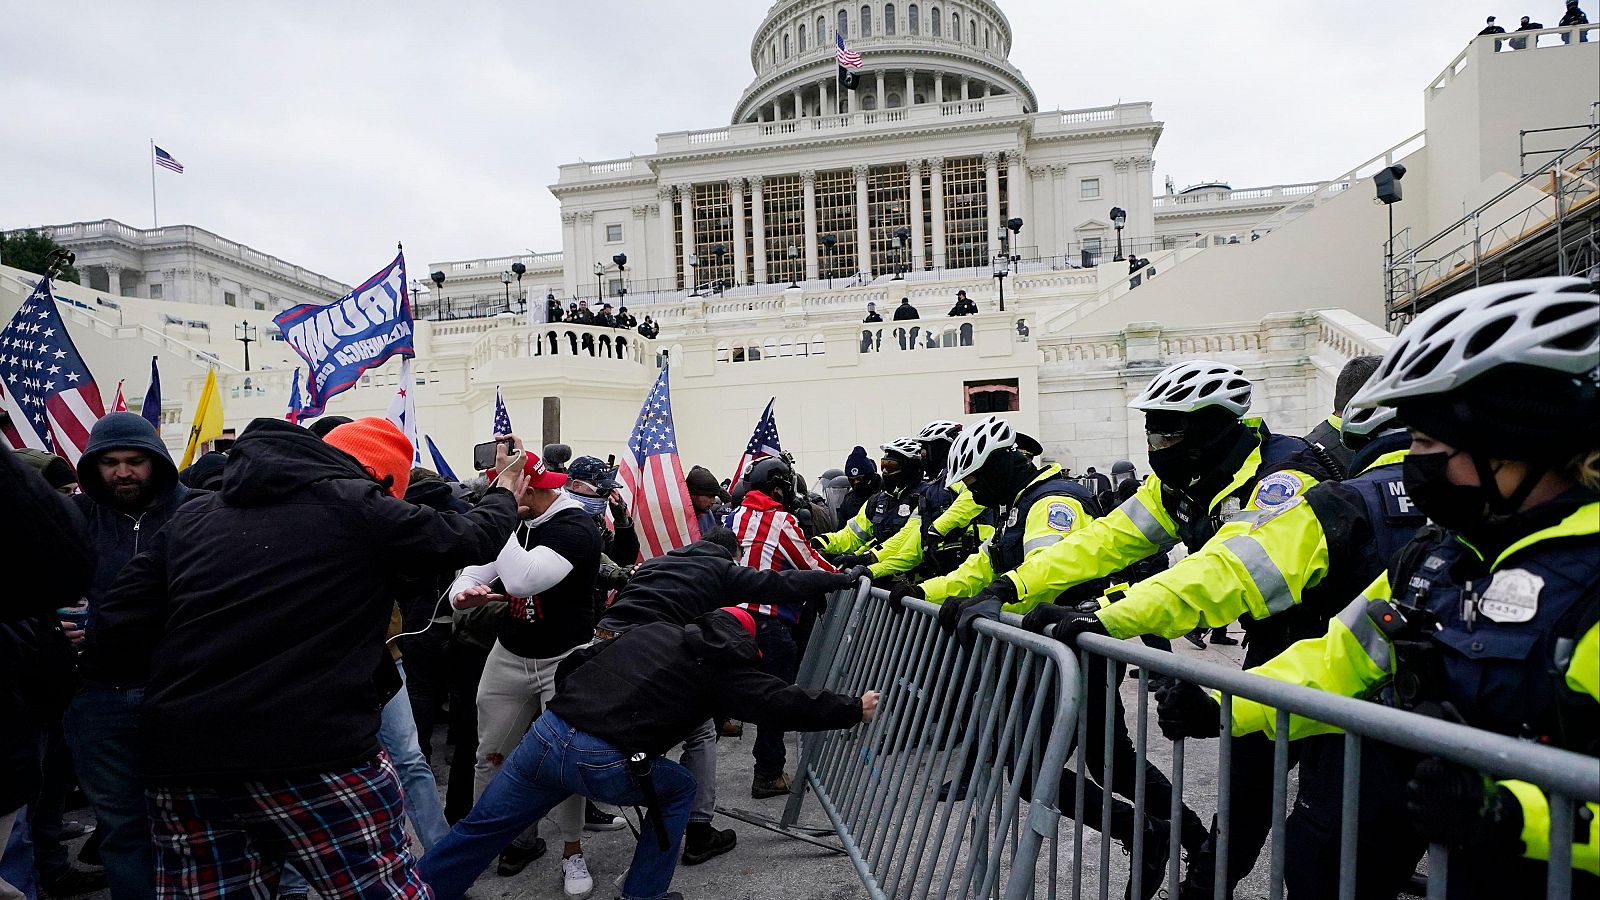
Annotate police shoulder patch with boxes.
[1252,472,1305,510]
[1249,495,1303,532]
[1047,502,1076,532]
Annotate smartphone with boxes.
[606,454,616,467]
[473,439,514,471]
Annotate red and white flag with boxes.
[618,366,701,560]
[0,275,106,461]
[112,380,128,412]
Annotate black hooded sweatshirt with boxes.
[87,417,520,782]
[550,610,862,757]
[597,539,854,634]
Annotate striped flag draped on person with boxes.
[730,397,782,487]
[619,366,701,560]
[0,275,106,460]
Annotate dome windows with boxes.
[931,6,941,36]
[885,3,896,35]
[909,3,919,33]
[798,23,807,52]
[838,8,848,38]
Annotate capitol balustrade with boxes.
[465,321,655,373]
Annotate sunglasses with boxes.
[1146,431,1186,451]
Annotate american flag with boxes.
[619,366,701,560]
[154,145,184,173]
[835,32,863,68]
[285,367,303,423]
[0,277,106,461]
[492,386,513,437]
[730,397,782,487]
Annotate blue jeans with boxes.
[282,662,449,895]
[418,711,695,900]
[752,616,798,778]
[1,805,37,900]
[65,687,152,900]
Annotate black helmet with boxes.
[743,456,795,500]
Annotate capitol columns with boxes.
[929,158,946,268]
[933,70,945,104]
[678,184,696,290]
[561,211,580,295]
[875,71,887,111]
[750,175,768,284]
[907,159,926,270]
[801,170,819,280]
[853,164,872,277]
[104,264,124,297]
[655,187,675,287]
[729,179,748,286]
[1005,152,1025,242]
[904,70,916,107]
[984,151,1002,259]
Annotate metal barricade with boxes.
[1058,629,1600,900]
[781,582,1083,900]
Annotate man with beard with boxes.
[64,413,205,900]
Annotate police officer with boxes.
[943,360,1321,621]
[1303,354,1383,479]
[1028,398,1422,896]
[813,437,934,566]
[864,420,992,581]
[1160,277,1600,896]
[897,417,1207,896]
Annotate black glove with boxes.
[1155,681,1222,740]
[840,565,872,585]
[954,595,1004,646]
[889,581,925,613]
[1405,757,1523,852]
[809,535,828,552]
[1020,603,1108,647]
[596,564,633,590]
[833,552,876,570]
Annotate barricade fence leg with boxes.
[1337,732,1361,900]
[1269,708,1290,900]
[1215,692,1232,900]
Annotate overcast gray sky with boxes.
[0,1,1520,283]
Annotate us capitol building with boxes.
[5,3,1595,478]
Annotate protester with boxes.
[839,446,880,522]
[84,416,522,900]
[65,412,205,900]
[616,306,637,329]
[594,304,617,329]
[448,441,603,893]
[176,450,227,491]
[1560,0,1589,26]
[546,295,565,325]
[1478,14,1507,35]
[13,448,77,495]
[417,606,878,900]
[1510,14,1544,46]
[684,465,730,534]
[593,528,866,865]
[893,297,921,350]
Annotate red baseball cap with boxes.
[718,606,758,639]
[491,450,568,489]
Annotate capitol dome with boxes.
[733,0,1037,124]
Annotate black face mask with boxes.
[969,450,1037,510]
[882,461,924,493]
[1147,423,1246,492]
[1403,450,1491,535]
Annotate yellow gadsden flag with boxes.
[179,369,224,468]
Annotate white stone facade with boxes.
[13,219,349,313]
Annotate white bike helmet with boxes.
[916,420,963,444]
[880,437,923,461]
[1339,403,1400,449]
[1128,360,1253,416]
[1350,277,1599,409]
[944,416,1015,486]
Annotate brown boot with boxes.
[751,772,793,799]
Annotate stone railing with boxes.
[655,95,1028,155]
[439,252,564,277]
[1035,309,1394,374]
[1152,181,1329,210]
[1030,102,1156,135]
[1430,23,1599,98]
[467,322,656,371]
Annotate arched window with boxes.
[908,4,919,33]
[885,3,896,34]
[783,33,790,58]
[931,6,940,35]
[887,91,901,108]
[798,23,807,51]
[863,94,877,111]
[838,9,848,37]
[860,5,872,36]
[949,12,959,41]
[968,19,976,43]
[984,26,990,48]
[818,15,827,42]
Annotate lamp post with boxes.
[1109,206,1127,262]
[408,278,423,315]
[234,320,257,371]
[511,261,526,313]
[892,226,911,280]
[996,217,1024,312]
[787,243,801,288]
[429,270,445,320]
[687,254,701,297]
[501,271,513,312]
[612,253,628,305]
[712,244,726,296]
[821,234,837,289]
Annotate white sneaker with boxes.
[561,853,594,898]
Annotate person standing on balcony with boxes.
[616,306,637,329]
[893,297,921,349]
[862,301,882,323]
[946,289,978,316]
[1510,14,1544,46]
[594,304,616,329]
[1478,14,1507,36]
[638,315,659,339]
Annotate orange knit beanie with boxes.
[324,417,413,498]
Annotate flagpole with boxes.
[149,139,158,228]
